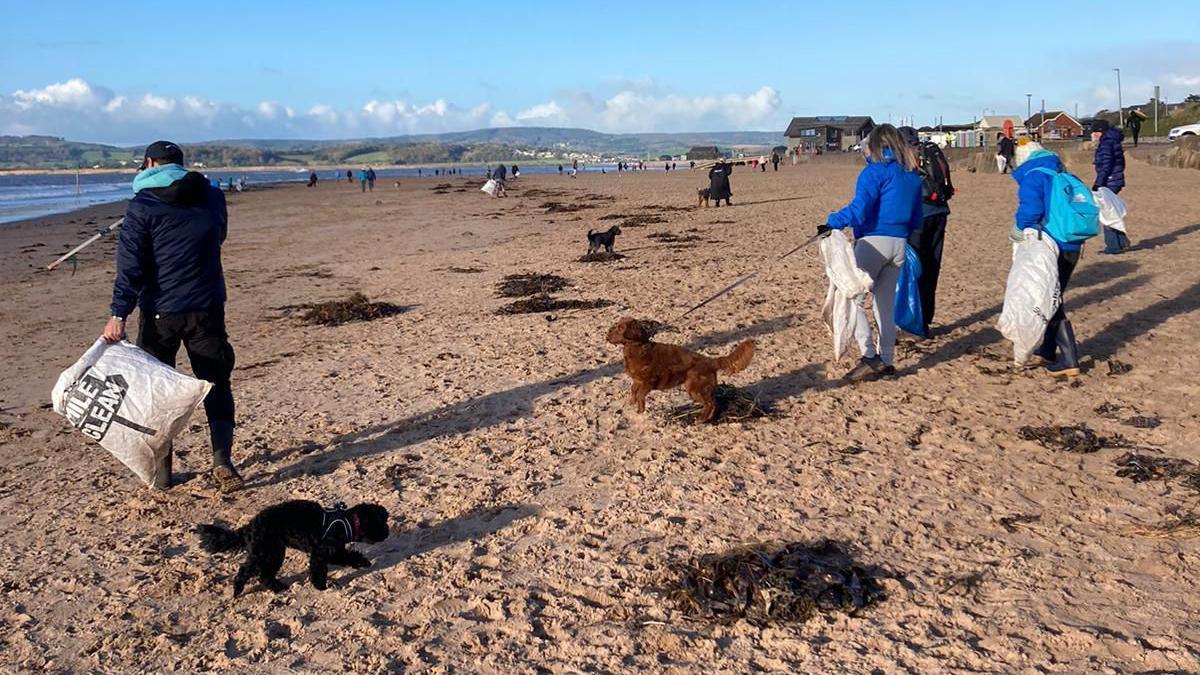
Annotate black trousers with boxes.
[1036,249,1081,358]
[138,305,236,426]
[908,213,947,329]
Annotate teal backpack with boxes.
[1032,167,1100,243]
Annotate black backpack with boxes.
[918,142,954,205]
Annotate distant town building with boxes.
[784,116,875,152]
[1025,111,1083,140]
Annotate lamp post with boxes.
[1026,93,1032,132]
[1114,68,1123,127]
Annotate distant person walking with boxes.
[708,160,733,207]
[997,133,1016,174]
[899,126,954,335]
[820,124,923,382]
[1091,119,1128,253]
[366,167,377,191]
[307,170,318,187]
[1125,110,1143,147]
[346,169,353,183]
[771,151,780,171]
[358,168,368,192]
[104,141,243,492]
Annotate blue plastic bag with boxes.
[894,245,925,337]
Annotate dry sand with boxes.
[1,158,1199,672]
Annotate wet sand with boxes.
[1,159,1199,672]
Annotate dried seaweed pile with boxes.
[1107,360,1134,375]
[576,252,627,263]
[1018,424,1131,453]
[1113,452,1200,491]
[494,273,609,315]
[443,266,484,274]
[497,296,613,315]
[646,232,703,244]
[620,215,668,228]
[294,293,409,326]
[665,541,890,625]
[1129,512,1200,538]
[666,385,774,425]
[495,273,569,298]
[541,201,596,214]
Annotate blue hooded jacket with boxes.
[111,166,228,318]
[1093,127,1125,192]
[826,149,923,239]
[1011,151,1081,252]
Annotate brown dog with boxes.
[697,187,711,207]
[607,317,755,422]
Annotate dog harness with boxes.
[320,502,359,544]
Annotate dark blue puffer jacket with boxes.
[111,170,228,318]
[1093,127,1125,192]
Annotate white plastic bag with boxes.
[1093,187,1127,233]
[998,231,1060,364]
[819,230,874,360]
[995,154,1007,173]
[480,179,498,196]
[51,339,211,486]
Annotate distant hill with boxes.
[0,127,786,170]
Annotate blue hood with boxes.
[132,164,190,194]
[1012,151,1081,251]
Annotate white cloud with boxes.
[0,77,788,144]
[1166,74,1200,88]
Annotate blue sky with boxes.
[1,0,1197,144]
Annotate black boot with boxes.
[209,421,244,493]
[1046,320,1080,378]
[151,445,173,490]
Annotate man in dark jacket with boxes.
[997,133,1016,174]
[900,126,953,335]
[1091,119,1129,253]
[708,160,732,206]
[103,140,243,493]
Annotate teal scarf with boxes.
[132,164,189,194]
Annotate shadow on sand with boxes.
[266,315,798,484]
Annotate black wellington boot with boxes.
[1046,320,1081,378]
[151,444,173,490]
[209,421,244,493]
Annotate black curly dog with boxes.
[198,500,390,596]
[586,225,621,254]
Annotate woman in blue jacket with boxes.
[1011,140,1082,377]
[1091,119,1128,253]
[823,124,924,382]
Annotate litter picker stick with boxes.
[46,218,123,271]
[680,232,822,318]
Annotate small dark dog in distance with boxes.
[198,500,390,597]
[587,225,622,254]
[697,187,711,207]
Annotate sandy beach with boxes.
[1,157,1199,672]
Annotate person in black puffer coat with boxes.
[103,140,243,493]
[1091,119,1128,253]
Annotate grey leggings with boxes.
[853,235,907,365]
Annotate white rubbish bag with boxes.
[1093,187,1127,233]
[998,230,1060,364]
[51,339,212,486]
[819,229,874,361]
[480,179,498,197]
[995,154,1008,173]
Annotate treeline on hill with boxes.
[0,135,554,169]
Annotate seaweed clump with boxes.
[1018,424,1130,453]
[576,252,627,263]
[496,273,569,297]
[665,540,891,625]
[296,293,409,326]
[665,385,774,425]
[1113,452,1200,490]
[497,296,612,315]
